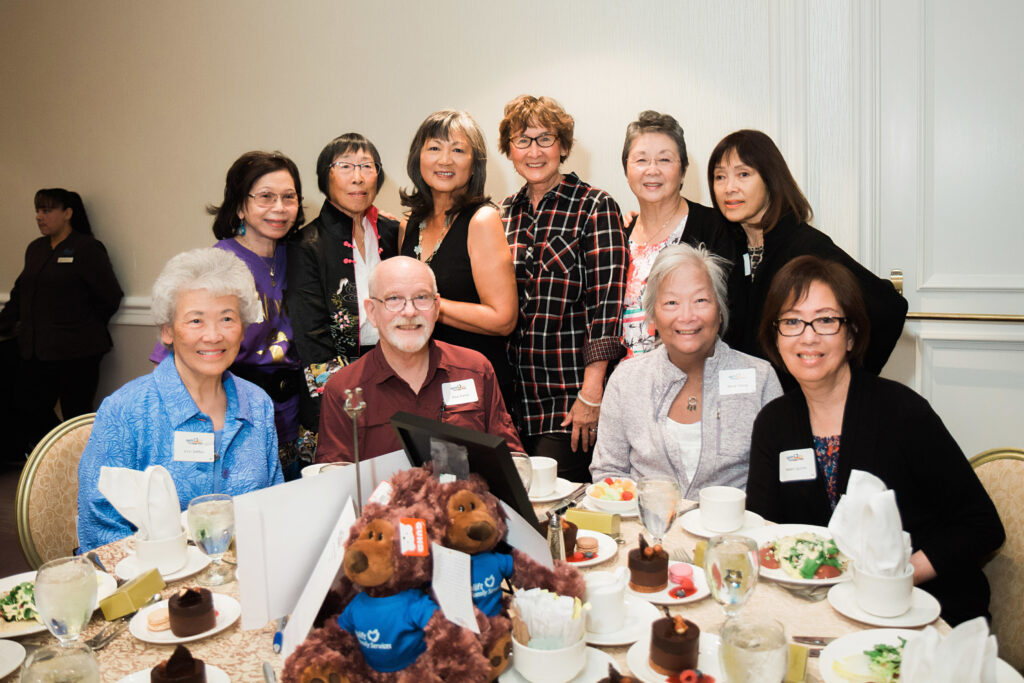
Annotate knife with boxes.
[792,636,836,646]
[548,484,588,514]
[263,661,278,683]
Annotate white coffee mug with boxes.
[584,570,626,634]
[528,456,558,497]
[511,633,586,683]
[699,485,746,533]
[135,527,188,574]
[853,563,914,617]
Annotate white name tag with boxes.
[57,257,74,264]
[779,448,816,482]
[743,253,752,276]
[441,379,478,406]
[173,431,215,462]
[720,368,757,395]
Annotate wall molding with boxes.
[0,293,153,327]
[854,0,881,270]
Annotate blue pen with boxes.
[273,616,288,653]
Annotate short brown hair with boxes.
[758,255,870,369]
[497,95,574,161]
[707,129,811,233]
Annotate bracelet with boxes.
[577,392,602,408]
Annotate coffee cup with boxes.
[134,527,188,574]
[853,563,914,617]
[699,485,746,533]
[511,632,586,682]
[584,570,626,634]
[528,456,557,497]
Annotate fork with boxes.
[669,546,694,564]
[85,593,160,648]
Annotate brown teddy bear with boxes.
[282,500,490,683]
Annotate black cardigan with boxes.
[747,370,1005,625]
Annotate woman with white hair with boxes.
[78,248,283,552]
[590,244,782,498]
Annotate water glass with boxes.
[21,642,100,683]
[187,493,236,586]
[34,556,98,645]
[637,477,681,546]
[511,451,532,492]
[719,616,788,683]
[704,534,759,618]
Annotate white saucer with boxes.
[579,495,639,518]
[129,593,240,644]
[566,530,618,568]
[585,595,660,646]
[500,645,616,681]
[827,581,941,628]
[115,546,211,582]
[626,632,721,683]
[679,508,765,538]
[626,562,711,605]
[118,664,229,683]
[529,478,579,503]
[0,570,117,639]
[0,639,26,679]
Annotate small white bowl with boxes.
[586,479,637,513]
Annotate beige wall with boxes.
[1,0,862,400]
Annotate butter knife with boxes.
[792,636,835,646]
[263,661,278,683]
[549,483,588,513]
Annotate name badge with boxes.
[743,253,752,276]
[779,448,816,482]
[173,431,215,462]
[720,368,756,395]
[442,379,478,406]
[57,257,74,264]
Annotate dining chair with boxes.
[970,446,1024,671]
[15,413,96,569]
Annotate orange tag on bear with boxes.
[399,518,429,556]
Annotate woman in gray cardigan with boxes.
[591,244,781,498]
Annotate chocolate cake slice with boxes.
[151,644,207,683]
[168,587,216,637]
[649,615,700,675]
[627,534,668,592]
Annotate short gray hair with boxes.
[151,248,261,328]
[641,243,730,337]
[367,256,438,298]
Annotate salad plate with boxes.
[129,593,240,645]
[625,632,721,683]
[744,524,851,586]
[679,508,765,538]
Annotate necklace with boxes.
[414,214,454,265]
[687,397,698,412]
[637,198,684,245]
[261,254,278,288]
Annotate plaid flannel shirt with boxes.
[501,172,628,436]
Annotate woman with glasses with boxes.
[287,134,399,435]
[708,129,907,387]
[399,110,518,410]
[620,111,739,358]
[746,255,1003,625]
[151,151,306,478]
[498,95,628,482]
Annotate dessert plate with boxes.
[625,632,721,683]
[0,640,26,679]
[115,546,211,582]
[129,593,240,645]
[626,562,710,605]
[529,478,578,503]
[499,646,615,682]
[585,595,660,646]
[0,570,117,638]
[745,524,852,586]
[826,581,941,628]
[118,664,230,683]
[679,508,765,538]
[565,530,618,568]
[579,495,639,518]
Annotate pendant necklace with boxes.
[687,396,698,412]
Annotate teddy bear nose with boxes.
[466,521,494,541]
[346,550,369,574]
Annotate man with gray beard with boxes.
[316,256,523,462]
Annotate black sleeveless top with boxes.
[400,203,515,409]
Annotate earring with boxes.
[237,219,246,236]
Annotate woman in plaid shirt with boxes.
[498,95,628,483]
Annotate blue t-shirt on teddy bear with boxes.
[472,552,515,616]
[337,589,438,672]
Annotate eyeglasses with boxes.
[774,316,848,336]
[248,191,299,208]
[330,161,380,176]
[627,156,681,170]
[510,133,558,149]
[371,294,436,312]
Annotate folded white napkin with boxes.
[828,470,912,575]
[97,465,182,540]
[901,617,998,683]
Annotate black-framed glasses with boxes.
[510,133,558,149]
[330,161,380,176]
[248,191,299,207]
[371,294,436,312]
[774,316,847,336]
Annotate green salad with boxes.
[0,581,38,622]
[864,637,906,683]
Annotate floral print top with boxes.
[622,217,687,357]
[813,434,842,509]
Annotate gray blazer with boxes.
[590,339,782,499]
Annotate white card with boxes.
[500,501,554,570]
[173,431,215,462]
[719,368,757,395]
[430,543,480,633]
[441,379,478,406]
[743,252,752,276]
[779,448,817,482]
[57,256,74,263]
